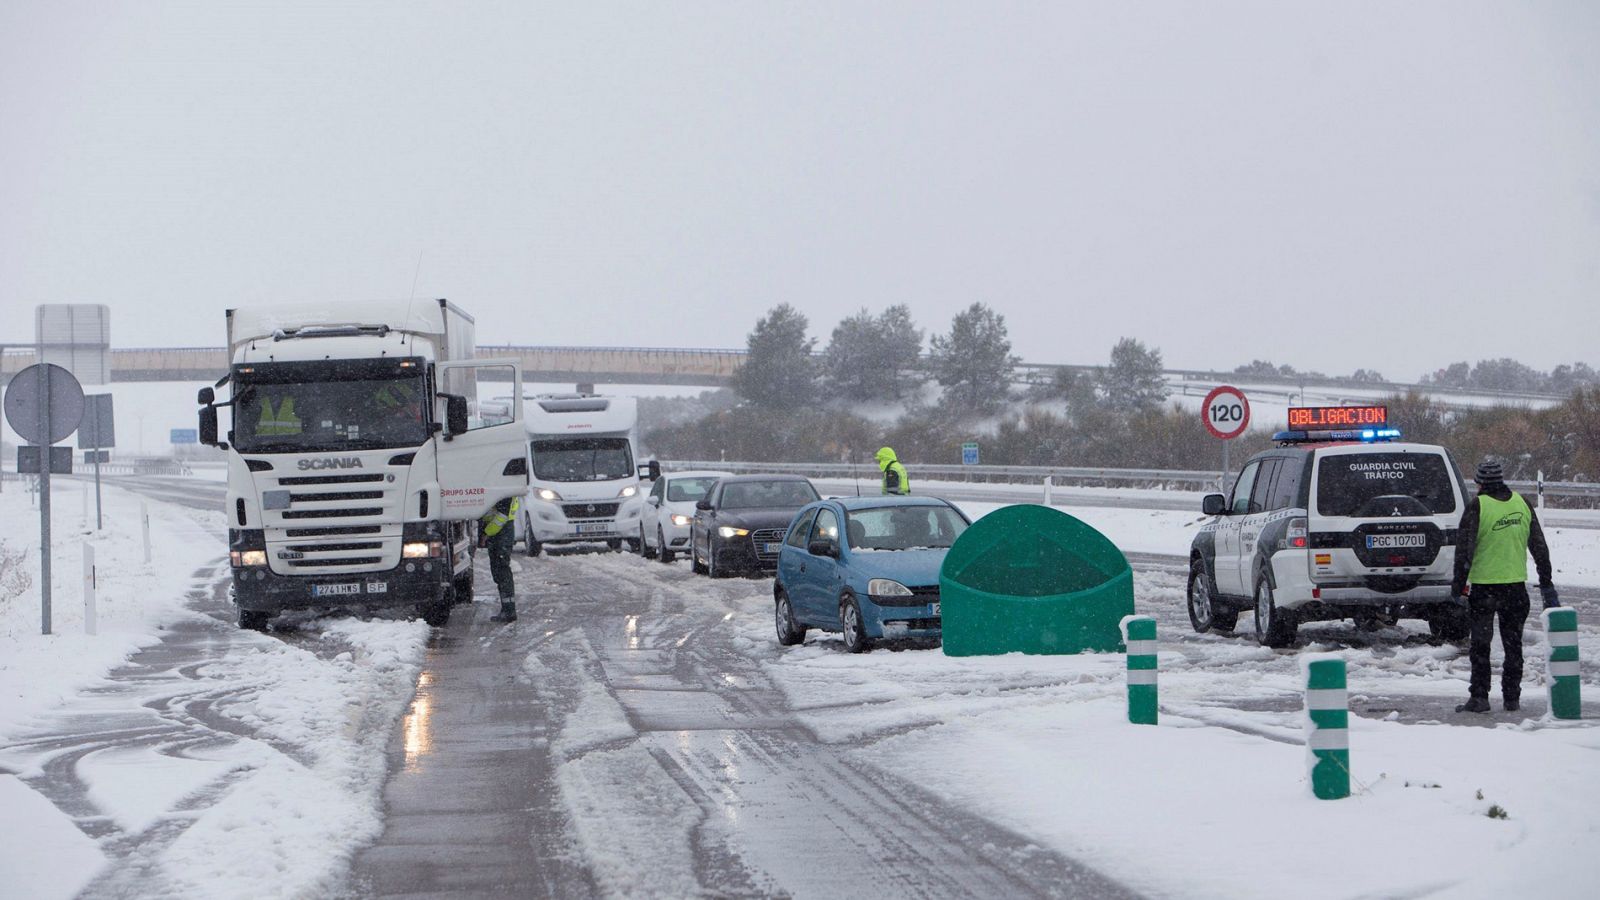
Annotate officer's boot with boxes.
[489,597,518,623]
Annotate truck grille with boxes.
[264,468,404,574]
[563,502,620,520]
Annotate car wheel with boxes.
[775,589,806,646]
[1186,558,1236,633]
[840,594,872,653]
[1253,576,1296,648]
[523,516,542,557]
[639,523,657,559]
[707,541,724,578]
[691,528,708,574]
[658,527,675,564]
[238,609,271,632]
[1428,605,1470,641]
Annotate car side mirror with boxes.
[695,499,713,511]
[446,395,469,436]
[1202,493,1227,516]
[808,539,838,558]
[199,404,219,447]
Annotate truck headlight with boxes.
[403,541,446,559]
[536,488,562,502]
[671,514,691,526]
[231,549,268,568]
[869,578,913,597]
[617,485,638,498]
[718,526,749,538]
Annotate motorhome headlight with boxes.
[671,514,691,527]
[231,549,268,568]
[403,541,446,559]
[536,488,562,502]
[718,526,750,538]
[617,485,638,498]
[869,579,914,597]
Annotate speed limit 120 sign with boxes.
[1202,385,1250,440]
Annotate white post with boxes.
[81,476,89,527]
[82,542,97,635]
[1537,470,1545,513]
[1042,476,1053,506]
[141,501,152,564]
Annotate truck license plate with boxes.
[1367,534,1425,549]
[313,582,362,597]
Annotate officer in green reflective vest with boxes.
[1451,459,1558,714]
[257,394,301,436]
[480,496,521,622]
[876,446,909,496]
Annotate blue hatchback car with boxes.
[773,496,971,652]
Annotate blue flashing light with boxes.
[1275,427,1403,446]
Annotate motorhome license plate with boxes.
[1367,534,1425,549]
[575,523,611,535]
[314,582,362,597]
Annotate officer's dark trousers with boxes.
[1467,582,1529,700]
[486,529,515,600]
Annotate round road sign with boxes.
[4,363,85,445]
[1202,385,1250,440]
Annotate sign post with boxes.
[78,394,115,531]
[4,363,86,635]
[1202,385,1251,479]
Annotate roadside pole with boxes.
[38,366,54,634]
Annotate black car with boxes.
[691,475,820,577]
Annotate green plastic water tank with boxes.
[940,504,1133,656]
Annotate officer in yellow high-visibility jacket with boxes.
[480,496,521,622]
[875,446,909,495]
[1450,459,1557,714]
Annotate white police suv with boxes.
[1188,408,1471,647]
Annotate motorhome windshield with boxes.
[231,360,429,453]
[531,438,635,482]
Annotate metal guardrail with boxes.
[663,460,1600,505]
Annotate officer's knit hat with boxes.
[1475,459,1505,485]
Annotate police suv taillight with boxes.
[1283,517,1308,550]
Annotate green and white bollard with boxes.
[1120,614,1157,725]
[1542,607,1581,720]
[1303,655,1349,800]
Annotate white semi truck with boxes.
[197,299,528,629]
[516,393,652,555]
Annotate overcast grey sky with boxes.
[3,1,1596,379]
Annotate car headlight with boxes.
[718,526,750,539]
[869,578,914,597]
[231,549,268,568]
[536,488,562,502]
[403,541,445,559]
[617,485,638,498]
[671,514,691,527]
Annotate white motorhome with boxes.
[197,299,528,629]
[517,393,650,554]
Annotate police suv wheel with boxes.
[1253,577,1296,648]
[1186,559,1237,633]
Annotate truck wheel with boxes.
[523,517,542,557]
[1253,577,1296,648]
[1428,606,1470,641]
[420,596,451,628]
[658,527,675,564]
[452,570,473,605]
[239,610,271,632]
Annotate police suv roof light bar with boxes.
[1273,427,1402,445]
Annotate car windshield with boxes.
[231,361,428,453]
[845,505,969,550]
[719,480,819,509]
[1315,452,1458,516]
[667,476,720,503]
[531,438,634,482]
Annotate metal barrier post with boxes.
[1304,656,1349,799]
[141,501,152,564]
[1121,615,1157,725]
[1543,607,1581,720]
[82,542,96,636]
[1042,476,1053,506]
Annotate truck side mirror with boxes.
[446,395,469,436]
[199,405,219,447]
[198,387,215,406]
[1202,493,1227,516]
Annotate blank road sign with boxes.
[77,394,115,449]
[19,446,73,474]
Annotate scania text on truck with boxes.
[197,299,529,629]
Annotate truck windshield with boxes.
[1315,452,1458,517]
[531,438,634,482]
[231,361,430,453]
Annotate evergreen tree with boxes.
[732,304,816,408]
[927,303,1019,415]
[821,309,883,402]
[1098,337,1168,412]
[876,304,925,400]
